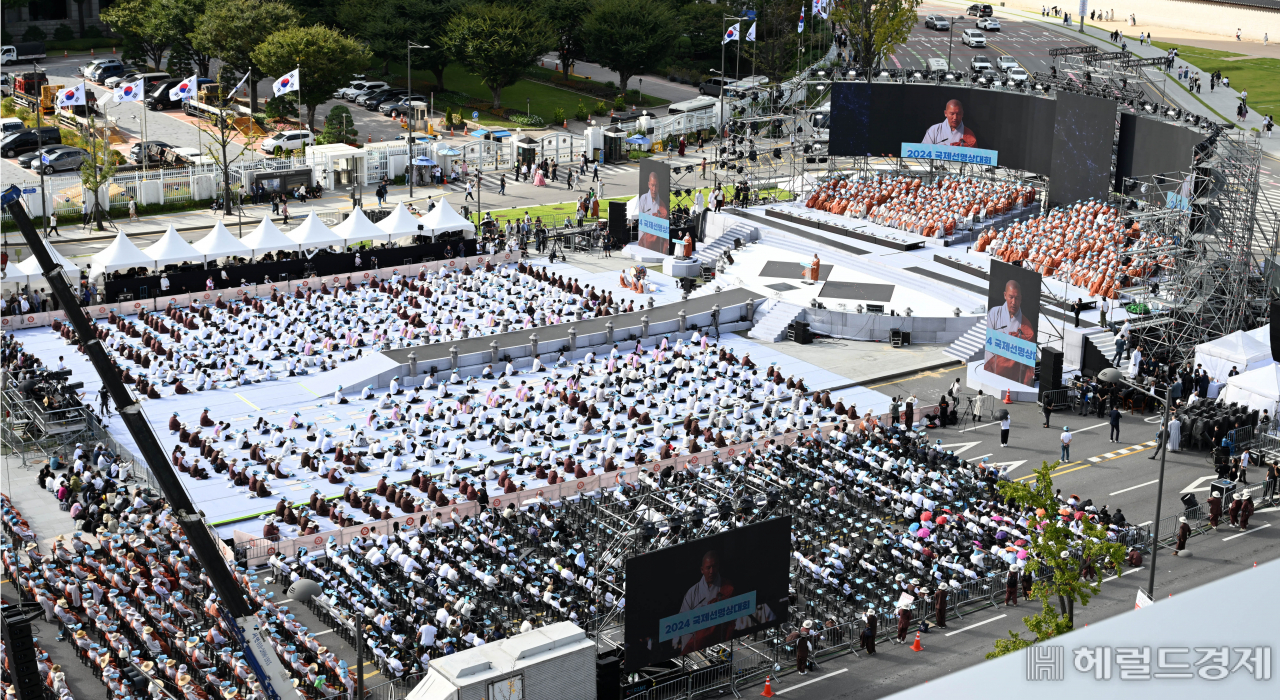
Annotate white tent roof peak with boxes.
[142,225,204,267]
[377,202,423,239]
[286,210,344,249]
[420,197,476,236]
[91,230,155,273]
[333,207,391,243]
[240,216,296,256]
[192,221,252,259]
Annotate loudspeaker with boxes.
[1039,347,1064,392]
[608,201,628,242]
[2,610,41,700]
[596,654,622,700]
[1271,301,1280,362]
[680,277,697,292]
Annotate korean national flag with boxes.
[273,69,299,97]
[169,75,198,102]
[723,23,740,44]
[56,82,86,108]
[114,78,144,103]
[798,8,805,33]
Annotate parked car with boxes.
[145,76,214,110]
[361,88,408,110]
[27,146,86,174]
[1,126,62,158]
[104,70,143,89]
[0,74,9,96]
[969,54,993,72]
[962,29,986,48]
[977,17,1001,30]
[345,82,388,102]
[80,57,121,78]
[16,144,75,169]
[261,129,314,155]
[996,56,1019,72]
[129,140,173,164]
[336,81,386,100]
[380,95,427,118]
[94,63,136,85]
[967,4,994,17]
[334,79,367,99]
[924,15,950,30]
[698,77,732,96]
[0,116,24,134]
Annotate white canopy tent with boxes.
[142,225,204,268]
[376,203,423,240]
[420,198,476,238]
[1219,363,1280,416]
[286,211,344,249]
[91,230,155,274]
[332,207,390,244]
[8,247,80,287]
[1193,330,1273,380]
[192,222,252,260]
[240,217,296,257]
[1246,323,1271,349]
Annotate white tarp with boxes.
[332,207,390,244]
[420,198,475,237]
[377,203,422,240]
[286,211,344,249]
[192,221,252,260]
[1220,363,1280,416]
[1246,323,1271,349]
[8,246,81,287]
[91,230,155,274]
[240,216,296,256]
[142,225,204,267]
[1193,330,1273,380]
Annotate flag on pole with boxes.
[723,23,741,44]
[232,71,251,95]
[169,75,199,102]
[817,0,830,19]
[745,22,757,41]
[798,7,805,33]
[273,69,299,97]
[56,82,85,108]
[114,78,144,102]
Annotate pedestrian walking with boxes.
[1109,406,1121,442]
[47,212,58,237]
[1148,421,1167,460]
[566,171,574,190]
[281,201,290,226]
[1060,426,1072,461]
[787,621,814,674]
[1172,516,1191,555]
[128,197,138,222]
[1113,333,1126,364]
[1003,568,1019,606]
[499,174,507,195]
[1001,413,1012,446]
[591,162,599,182]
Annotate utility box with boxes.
[406,623,596,700]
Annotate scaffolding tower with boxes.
[1,388,98,468]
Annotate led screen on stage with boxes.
[636,160,671,255]
[1048,91,1116,206]
[829,83,1056,174]
[985,261,1042,387]
[623,517,791,670]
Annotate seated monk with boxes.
[146,383,162,400]
[174,379,190,395]
[200,410,214,427]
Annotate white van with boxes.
[0,117,25,135]
[667,96,719,115]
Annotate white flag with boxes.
[232,71,251,95]
[56,82,86,108]
[722,23,740,44]
[169,75,199,102]
[273,69,299,97]
[818,0,830,19]
[114,78,144,102]
[746,22,757,42]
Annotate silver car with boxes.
[28,147,87,174]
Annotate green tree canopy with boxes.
[101,0,178,71]
[251,24,371,130]
[335,0,458,91]
[540,0,592,80]
[582,0,679,93]
[832,0,921,71]
[442,3,553,108]
[191,0,297,111]
[677,0,725,60]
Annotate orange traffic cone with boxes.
[464,124,469,135]
[112,46,116,54]
[910,631,924,652]
[64,50,68,58]
[90,48,95,56]
[563,120,568,129]
[1003,389,1013,404]
[760,676,775,698]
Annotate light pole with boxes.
[1099,366,1171,602]
[946,18,966,73]
[637,78,643,111]
[407,41,430,199]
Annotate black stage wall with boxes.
[1048,92,1117,207]
[1115,112,1204,192]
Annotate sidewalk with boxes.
[932,0,1278,156]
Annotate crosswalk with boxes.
[437,161,639,194]
[1089,440,1158,462]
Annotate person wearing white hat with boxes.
[1173,516,1192,555]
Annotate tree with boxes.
[582,0,679,93]
[191,84,266,215]
[987,461,1127,656]
[831,0,921,72]
[101,0,178,71]
[191,0,297,112]
[79,118,119,232]
[252,25,371,130]
[160,0,215,78]
[677,0,725,61]
[986,587,1075,659]
[442,3,553,109]
[540,0,592,80]
[318,104,358,145]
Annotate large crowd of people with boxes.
[803,174,1038,238]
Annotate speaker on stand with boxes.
[1039,346,1064,403]
[596,654,622,700]
[3,605,44,700]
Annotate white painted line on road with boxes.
[1072,422,1110,433]
[971,453,993,461]
[960,421,1001,433]
[944,614,1007,637]
[1089,457,1102,462]
[1222,523,1272,541]
[1103,567,1144,583]
[774,668,847,694]
[1138,521,1153,527]
[1110,479,1159,496]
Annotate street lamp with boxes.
[407,41,430,199]
[638,78,643,110]
[711,68,725,150]
[1098,366,1171,602]
[947,17,966,73]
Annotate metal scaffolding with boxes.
[0,388,97,468]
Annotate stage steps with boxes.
[943,317,987,363]
[1080,326,1131,373]
[748,301,806,342]
[694,221,754,266]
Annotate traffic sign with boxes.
[472,111,479,119]
[22,187,37,194]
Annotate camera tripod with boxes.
[955,394,981,432]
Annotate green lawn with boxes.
[382,63,665,129]
[476,184,794,227]
[1152,41,1280,115]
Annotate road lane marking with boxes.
[1222,523,1271,541]
[1110,479,1159,496]
[944,614,1008,637]
[775,668,847,694]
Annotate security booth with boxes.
[307,143,368,190]
[602,126,627,164]
[252,168,313,196]
[514,134,537,172]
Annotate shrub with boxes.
[613,94,626,111]
[594,100,608,116]
[605,80,616,90]
[575,101,589,122]
[22,25,47,42]
[53,24,75,42]
[1,97,14,118]
[506,111,545,127]
[82,25,104,40]
[552,107,566,125]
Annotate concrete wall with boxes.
[802,308,980,344]
[997,0,1278,41]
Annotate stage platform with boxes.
[624,243,667,264]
